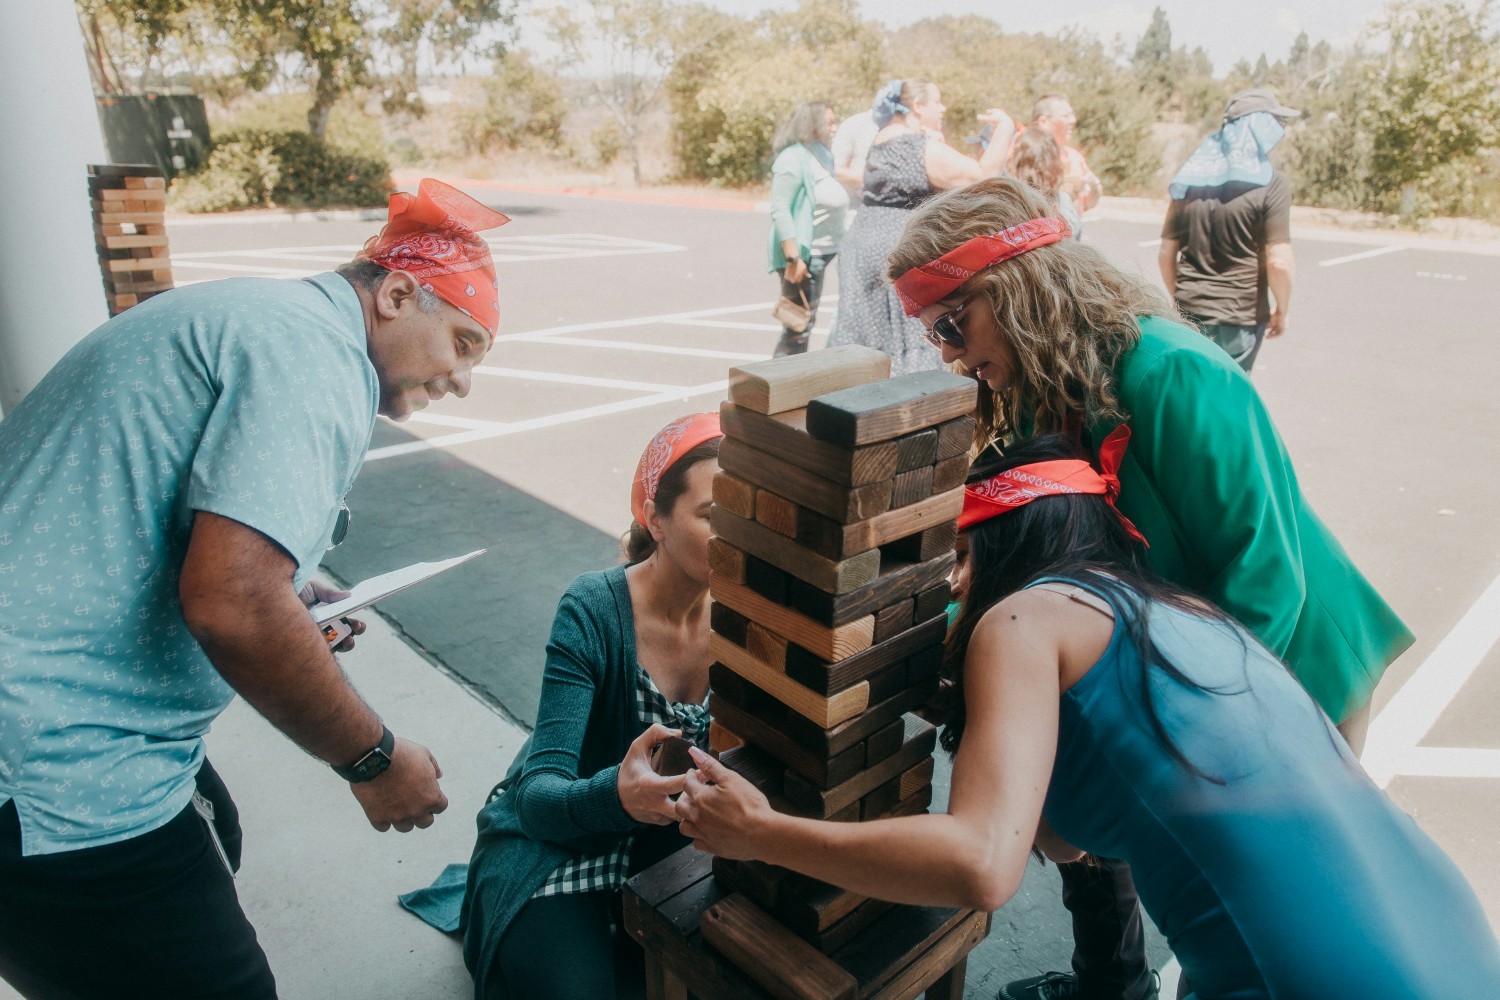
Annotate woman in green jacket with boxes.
[767,101,849,357]
[885,176,1412,1000]
[453,413,720,1000]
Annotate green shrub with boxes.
[169,129,390,212]
[452,53,567,155]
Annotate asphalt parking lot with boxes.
[162,183,1500,994]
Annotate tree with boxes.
[1133,7,1172,71]
[77,0,218,93]
[376,0,517,117]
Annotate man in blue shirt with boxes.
[0,179,509,998]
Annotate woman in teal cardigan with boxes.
[447,414,720,999]
[885,177,1412,1000]
[767,101,849,357]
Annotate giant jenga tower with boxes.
[89,164,173,317]
[702,345,977,978]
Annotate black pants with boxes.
[0,765,276,1000]
[489,825,690,1000]
[1059,856,1155,1000]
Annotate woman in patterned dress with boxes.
[448,414,721,999]
[827,78,1012,374]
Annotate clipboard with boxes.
[311,549,487,643]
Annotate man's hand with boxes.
[298,579,366,653]
[1267,309,1288,339]
[618,724,688,825]
[675,746,774,860]
[348,737,448,832]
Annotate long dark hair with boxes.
[941,435,1245,782]
[621,438,720,564]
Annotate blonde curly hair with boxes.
[887,178,1179,450]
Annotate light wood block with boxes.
[719,402,899,486]
[711,633,869,729]
[719,437,891,525]
[710,576,874,662]
[709,722,744,754]
[805,370,978,447]
[936,415,976,460]
[97,234,168,250]
[707,684,865,787]
[889,465,935,510]
[707,537,746,585]
[785,613,948,695]
[754,489,798,537]
[727,345,890,415]
[97,187,166,205]
[97,211,166,226]
[699,895,858,1000]
[745,620,788,669]
[797,487,964,560]
[711,509,880,595]
[932,453,970,492]
[785,552,956,629]
[712,471,756,519]
[900,757,936,799]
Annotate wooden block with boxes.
[745,621,787,669]
[727,345,890,415]
[882,521,958,565]
[742,554,788,605]
[715,860,871,941]
[754,489,798,538]
[707,686,864,787]
[712,857,786,911]
[784,614,946,695]
[906,642,945,686]
[651,735,696,777]
[122,175,166,190]
[805,370,978,447]
[866,660,911,703]
[713,471,756,519]
[700,894,858,1000]
[711,601,750,645]
[899,757,936,799]
[796,487,963,560]
[889,465,935,510]
[711,509,880,595]
[708,537,747,585]
[719,437,891,525]
[719,402,899,487]
[936,415,976,460]
[781,715,937,817]
[864,716,908,766]
[860,776,902,820]
[776,674,938,761]
[812,896,896,953]
[709,721,743,754]
[106,257,171,273]
[873,598,915,643]
[914,584,950,624]
[88,163,162,178]
[894,429,939,471]
[886,783,935,820]
[712,576,873,662]
[718,743,786,796]
[96,211,165,226]
[97,234,168,250]
[932,453,970,492]
[102,277,173,294]
[784,552,955,629]
[98,187,166,205]
[711,633,869,729]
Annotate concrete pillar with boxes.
[0,4,109,416]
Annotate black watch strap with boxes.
[333,726,395,783]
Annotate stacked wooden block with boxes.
[89,164,173,316]
[705,345,976,957]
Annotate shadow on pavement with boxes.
[322,421,619,729]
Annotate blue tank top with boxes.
[1035,573,1500,999]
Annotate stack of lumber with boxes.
[706,344,976,956]
[89,164,173,316]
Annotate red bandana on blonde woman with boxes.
[959,425,1147,545]
[893,217,1071,317]
[630,413,722,526]
[360,178,512,335]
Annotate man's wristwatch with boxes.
[333,726,395,783]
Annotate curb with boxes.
[391,171,764,214]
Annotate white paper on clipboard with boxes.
[311,549,487,626]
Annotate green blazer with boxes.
[767,143,822,272]
[1088,317,1412,723]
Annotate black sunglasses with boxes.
[924,295,976,350]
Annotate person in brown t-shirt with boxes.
[1159,88,1299,373]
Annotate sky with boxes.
[717,0,1397,75]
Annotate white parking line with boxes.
[473,367,685,393]
[1317,245,1405,268]
[365,378,728,461]
[1395,747,1500,779]
[1364,570,1500,787]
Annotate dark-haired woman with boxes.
[768,101,849,358]
[406,413,720,1000]
[678,435,1500,1000]
[1005,126,1082,239]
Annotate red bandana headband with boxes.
[631,412,722,526]
[360,178,512,336]
[958,425,1147,545]
[893,217,1071,317]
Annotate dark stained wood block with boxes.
[863,715,908,766]
[712,509,881,595]
[881,521,958,565]
[873,597,916,643]
[860,775,902,821]
[720,437,892,525]
[932,453,970,492]
[785,613,947,695]
[754,488,799,537]
[651,735,696,777]
[708,679,866,788]
[718,402,899,487]
[780,716,938,817]
[713,471,756,519]
[889,465,935,510]
[796,487,963,560]
[812,896,897,954]
[711,601,750,646]
[742,552,789,605]
[717,743,785,798]
[893,429,939,471]
[708,536,747,585]
[711,633,869,729]
[727,345,890,415]
[935,415,976,461]
[805,370,978,447]
[783,552,955,628]
[865,660,911,703]
[914,583,951,624]
[710,576,874,662]
[699,894,859,1000]
[906,642,945,686]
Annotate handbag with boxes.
[771,285,811,333]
